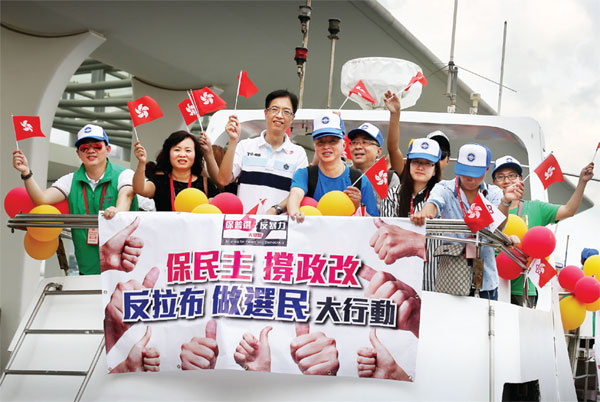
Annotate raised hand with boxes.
[225,115,241,142]
[383,90,401,114]
[344,186,362,210]
[133,141,147,164]
[180,319,219,370]
[12,149,30,175]
[104,267,160,352]
[234,326,273,372]
[290,323,339,376]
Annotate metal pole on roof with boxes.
[497,21,508,115]
[326,19,341,109]
[446,0,459,112]
[297,1,312,109]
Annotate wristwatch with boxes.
[271,204,283,215]
[501,198,512,207]
[21,170,33,180]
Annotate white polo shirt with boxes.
[233,130,308,212]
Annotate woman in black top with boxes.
[133,131,220,211]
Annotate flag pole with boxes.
[234,70,243,111]
[12,114,19,150]
[338,96,350,111]
[132,126,140,143]
[351,156,385,187]
[187,90,205,133]
[592,147,599,162]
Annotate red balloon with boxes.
[496,251,523,280]
[558,265,585,292]
[209,192,243,214]
[300,197,318,208]
[53,199,70,214]
[574,276,600,304]
[521,226,556,259]
[3,187,35,218]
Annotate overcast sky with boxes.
[379,0,599,265]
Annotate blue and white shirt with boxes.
[233,131,308,212]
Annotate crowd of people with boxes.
[12,88,596,303]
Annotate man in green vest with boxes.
[12,123,139,275]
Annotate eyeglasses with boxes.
[350,139,379,147]
[494,173,520,182]
[78,142,104,152]
[266,106,294,117]
[411,160,435,168]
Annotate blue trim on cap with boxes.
[347,128,383,147]
[492,162,522,177]
[455,162,487,178]
[312,128,344,140]
[408,152,440,163]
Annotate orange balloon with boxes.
[585,297,600,312]
[24,233,59,260]
[317,191,355,216]
[560,295,587,331]
[299,205,322,216]
[27,205,62,242]
[174,188,208,212]
[192,204,222,214]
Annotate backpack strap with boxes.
[306,165,319,198]
[349,167,362,191]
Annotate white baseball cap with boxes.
[407,138,441,163]
[312,112,344,140]
[348,123,384,147]
[454,143,492,178]
[75,124,110,147]
[492,155,523,178]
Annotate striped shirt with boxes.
[232,130,308,212]
[381,183,441,291]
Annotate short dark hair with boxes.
[146,131,204,178]
[265,89,299,114]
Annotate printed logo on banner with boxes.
[221,215,288,246]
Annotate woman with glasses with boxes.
[12,123,138,275]
[132,130,220,211]
[380,138,443,290]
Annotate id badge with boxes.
[465,243,477,259]
[87,228,99,245]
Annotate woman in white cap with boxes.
[380,137,442,290]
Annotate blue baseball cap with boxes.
[455,143,492,178]
[581,248,599,265]
[407,138,441,163]
[312,112,344,140]
[492,155,523,178]
[348,123,384,147]
[75,124,110,147]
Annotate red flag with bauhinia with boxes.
[12,116,45,141]
[464,193,494,233]
[349,80,376,104]
[237,71,259,98]
[405,71,428,91]
[127,96,163,127]
[534,153,564,189]
[364,157,389,199]
[527,258,557,290]
[343,135,352,159]
[192,87,227,116]
[178,98,198,126]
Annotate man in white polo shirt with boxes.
[216,89,308,213]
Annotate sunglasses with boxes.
[78,142,104,152]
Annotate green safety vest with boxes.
[68,160,138,275]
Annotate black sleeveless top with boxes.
[149,174,220,211]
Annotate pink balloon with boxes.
[558,265,585,292]
[574,276,600,304]
[496,251,522,280]
[300,197,318,208]
[3,187,35,218]
[209,192,243,214]
[53,199,70,214]
[522,226,556,259]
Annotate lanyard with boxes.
[170,174,193,211]
[456,177,482,218]
[82,183,108,215]
[410,190,429,215]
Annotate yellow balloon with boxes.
[299,205,322,216]
[502,214,528,241]
[27,204,62,242]
[24,233,59,260]
[317,191,356,216]
[192,204,222,214]
[560,295,587,331]
[174,188,208,212]
[585,297,600,312]
[583,255,600,278]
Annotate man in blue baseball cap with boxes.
[12,123,138,275]
[410,143,524,300]
[287,112,379,221]
[582,248,599,265]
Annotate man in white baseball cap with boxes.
[492,155,595,306]
[427,130,451,172]
[410,143,524,300]
[12,123,139,275]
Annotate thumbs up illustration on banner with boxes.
[180,319,219,370]
[290,323,339,376]
[356,328,412,381]
[234,326,273,372]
